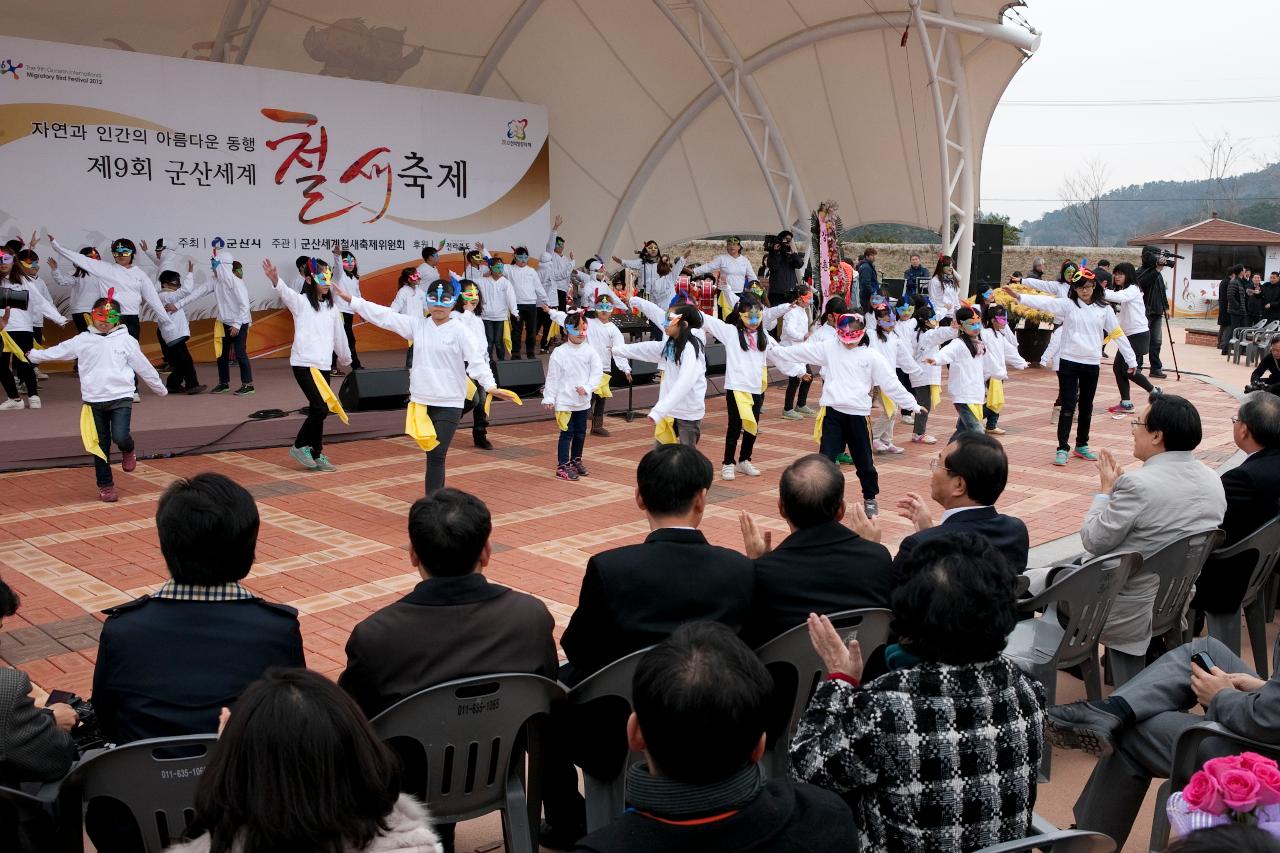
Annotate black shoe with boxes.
[1150,370,1168,378]
[234,384,255,396]
[1044,701,1123,757]
[210,383,230,394]
[538,820,587,851]
[186,384,207,395]
[473,432,493,450]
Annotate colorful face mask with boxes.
[963,320,983,334]
[424,283,458,308]
[595,301,613,313]
[798,292,812,305]
[726,237,741,248]
[460,287,479,303]
[993,314,1008,327]
[748,283,766,298]
[566,322,587,339]
[85,249,101,261]
[91,303,121,325]
[515,253,529,263]
[408,272,421,283]
[896,305,914,319]
[667,311,682,325]
[980,289,994,301]
[19,259,38,274]
[876,316,894,330]
[741,309,763,327]
[342,257,355,271]
[314,269,332,286]
[555,237,565,247]
[836,314,865,343]
[490,263,504,275]
[111,245,133,256]
[0,253,12,265]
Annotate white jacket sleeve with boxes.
[606,325,631,373]
[350,297,415,341]
[769,339,828,369]
[648,346,701,423]
[27,283,67,326]
[628,296,667,330]
[272,278,304,316]
[27,335,81,364]
[611,340,665,363]
[870,349,920,412]
[691,256,723,277]
[126,336,168,396]
[333,308,352,367]
[1017,292,1069,322]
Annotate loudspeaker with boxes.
[974,222,1004,255]
[704,342,726,377]
[493,359,546,397]
[618,359,658,387]
[338,368,409,411]
[971,222,1005,291]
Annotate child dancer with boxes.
[627,289,708,345]
[907,297,954,445]
[332,246,363,373]
[2,250,68,407]
[335,277,520,493]
[612,303,707,446]
[545,293,631,437]
[781,284,815,419]
[926,306,1000,441]
[263,259,351,471]
[1003,265,1136,466]
[1103,261,1158,414]
[452,279,496,450]
[169,241,253,395]
[867,302,923,454]
[49,236,173,347]
[771,313,923,516]
[48,247,106,334]
[12,250,60,376]
[390,267,424,368]
[157,264,204,394]
[29,293,167,502]
[979,303,1028,435]
[477,258,517,361]
[927,255,963,320]
[542,309,604,480]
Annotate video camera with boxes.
[47,690,109,751]
[0,288,29,311]
[1142,245,1184,267]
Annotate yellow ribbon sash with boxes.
[760,365,768,394]
[80,404,108,461]
[549,321,561,340]
[1103,326,1124,345]
[717,290,733,319]
[733,390,758,436]
[655,417,678,444]
[594,373,613,399]
[30,338,44,350]
[985,378,1005,414]
[310,367,349,424]
[1,331,28,363]
[929,384,941,411]
[555,410,571,431]
[466,377,477,402]
[812,406,826,444]
[405,402,439,451]
[486,387,521,418]
[967,403,984,423]
[502,319,512,354]
[212,323,223,359]
[879,390,896,420]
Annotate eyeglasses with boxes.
[928,458,955,474]
[1130,419,1148,429]
[1231,416,1240,424]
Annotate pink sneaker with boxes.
[556,464,578,481]
[99,485,119,503]
[884,444,905,454]
[121,451,137,472]
[872,440,891,454]
[911,434,938,445]
[1107,403,1135,415]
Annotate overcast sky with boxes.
[981,0,1280,226]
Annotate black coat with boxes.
[764,250,805,297]
[893,506,1030,574]
[91,596,305,743]
[1193,448,1280,614]
[1219,277,1234,324]
[560,528,753,683]
[1261,282,1280,321]
[743,521,893,648]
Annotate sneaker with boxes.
[836,453,853,465]
[572,458,590,477]
[121,451,137,473]
[1073,445,1098,461]
[590,424,611,437]
[883,444,905,454]
[34,369,49,380]
[721,463,736,481]
[985,427,1007,435]
[473,432,494,450]
[872,439,891,454]
[556,463,578,481]
[863,499,879,517]
[795,405,816,415]
[737,460,761,477]
[26,395,40,410]
[901,413,914,425]
[781,409,804,420]
[1107,402,1135,415]
[99,485,118,503]
[911,433,938,445]
[0,398,22,411]
[210,383,230,394]
[132,392,142,403]
[289,446,318,470]
[234,384,255,396]
[314,454,337,472]
[186,384,207,395]
[1054,450,1069,466]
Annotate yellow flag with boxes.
[929,384,941,411]
[212,324,223,359]
[733,390,757,436]
[967,403,984,423]
[655,417,678,444]
[879,389,896,420]
[985,378,1005,414]
[594,373,613,399]
[30,337,44,351]
[466,378,477,402]
[717,290,733,319]
[502,319,512,354]
[80,404,108,461]
[812,406,826,444]
[1,331,28,363]
[404,402,439,451]
[310,367,349,424]
[555,410,571,431]
[482,386,523,418]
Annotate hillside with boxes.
[1017,161,1280,247]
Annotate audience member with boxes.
[571,622,855,852]
[169,668,442,853]
[91,473,305,744]
[791,534,1044,852]
[848,432,1030,573]
[339,488,556,719]
[0,578,77,785]
[1047,636,1279,848]
[1191,392,1280,614]
[1170,825,1280,852]
[739,454,892,647]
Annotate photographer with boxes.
[0,577,78,786]
[1137,247,1171,378]
[764,230,805,305]
[1249,335,1280,395]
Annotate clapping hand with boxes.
[807,613,863,680]
[847,499,882,543]
[896,491,934,532]
[739,510,772,558]
[1097,448,1124,494]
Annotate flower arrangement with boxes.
[1167,752,1280,837]
[993,284,1056,326]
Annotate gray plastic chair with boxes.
[1109,529,1223,687]
[1149,721,1280,852]
[64,733,218,853]
[565,646,652,833]
[974,828,1115,852]
[753,608,892,779]
[1203,516,1280,678]
[1244,322,1280,365]
[1004,552,1138,780]
[371,673,563,853]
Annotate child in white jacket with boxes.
[930,306,1005,442]
[545,294,632,438]
[169,241,253,394]
[613,304,708,446]
[157,265,203,394]
[542,310,604,481]
[907,298,957,446]
[29,293,167,502]
[979,303,1028,435]
[781,285,815,418]
[867,303,924,454]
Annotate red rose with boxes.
[1205,755,1246,783]
[1183,770,1228,816]
[1220,768,1261,813]
[1254,764,1280,806]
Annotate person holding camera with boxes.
[1248,335,1280,395]
[764,230,806,307]
[1136,247,1171,377]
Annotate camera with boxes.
[0,288,29,311]
[48,690,109,751]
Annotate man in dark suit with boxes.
[559,444,753,685]
[739,454,892,647]
[1191,392,1280,613]
[339,487,556,718]
[849,432,1029,573]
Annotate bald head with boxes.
[778,455,845,527]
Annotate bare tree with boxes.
[1198,132,1247,217]
[1059,158,1109,246]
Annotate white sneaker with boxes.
[0,398,22,411]
[737,460,761,477]
[26,395,40,409]
[35,369,49,380]
[872,439,891,454]
[132,392,142,403]
[901,413,914,425]
[884,444,905,454]
[721,463,736,481]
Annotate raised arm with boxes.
[1014,291,1068,322]
[50,238,122,285]
[628,295,667,330]
[348,296,415,341]
[690,256,723,277]
[1020,277,1070,297]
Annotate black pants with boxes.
[463,386,489,435]
[1057,359,1100,451]
[483,319,507,361]
[341,312,362,369]
[557,408,588,465]
[155,327,171,365]
[818,409,878,499]
[164,338,200,391]
[538,306,553,349]
[293,366,332,458]
[591,393,606,418]
[425,406,461,494]
[1148,314,1165,371]
[1114,330,1155,402]
[724,392,764,464]
[0,330,37,398]
[784,373,812,410]
[513,304,538,358]
[911,385,931,435]
[121,314,141,341]
[90,400,134,486]
[217,323,253,385]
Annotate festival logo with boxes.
[507,119,527,141]
[0,60,24,80]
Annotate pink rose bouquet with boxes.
[1169,752,1280,838]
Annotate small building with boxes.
[1128,214,1280,316]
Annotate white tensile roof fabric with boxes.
[8,0,1037,256]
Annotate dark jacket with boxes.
[338,574,557,718]
[764,249,804,298]
[893,507,1030,574]
[1193,448,1280,614]
[1229,278,1248,316]
[572,776,856,853]
[743,521,893,648]
[857,259,880,308]
[560,528,753,683]
[1219,277,1234,324]
[903,265,930,299]
[1247,281,1264,319]
[1261,282,1280,321]
[0,667,76,785]
[91,596,305,743]
[1251,355,1280,389]
[1136,264,1168,317]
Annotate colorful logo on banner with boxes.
[506,118,527,141]
[0,60,23,80]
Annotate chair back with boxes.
[1145,529,1224,641]
[753,608,892,776]
[371,674,564,825]
[566,646,651,783]
[1215,516,1280,610]
[67,734,218,853]
[972,828,1115,852]
[1021,553,1139,671]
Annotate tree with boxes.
[1059,158,1109,246]
[1198,132,1246,217]
[1237,200,1280,232]
[975,210,1022,246]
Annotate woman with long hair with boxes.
[1103,261,1158,414]
[612,303,707,446]
[332,245,363,373]
[927,255,963,320]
